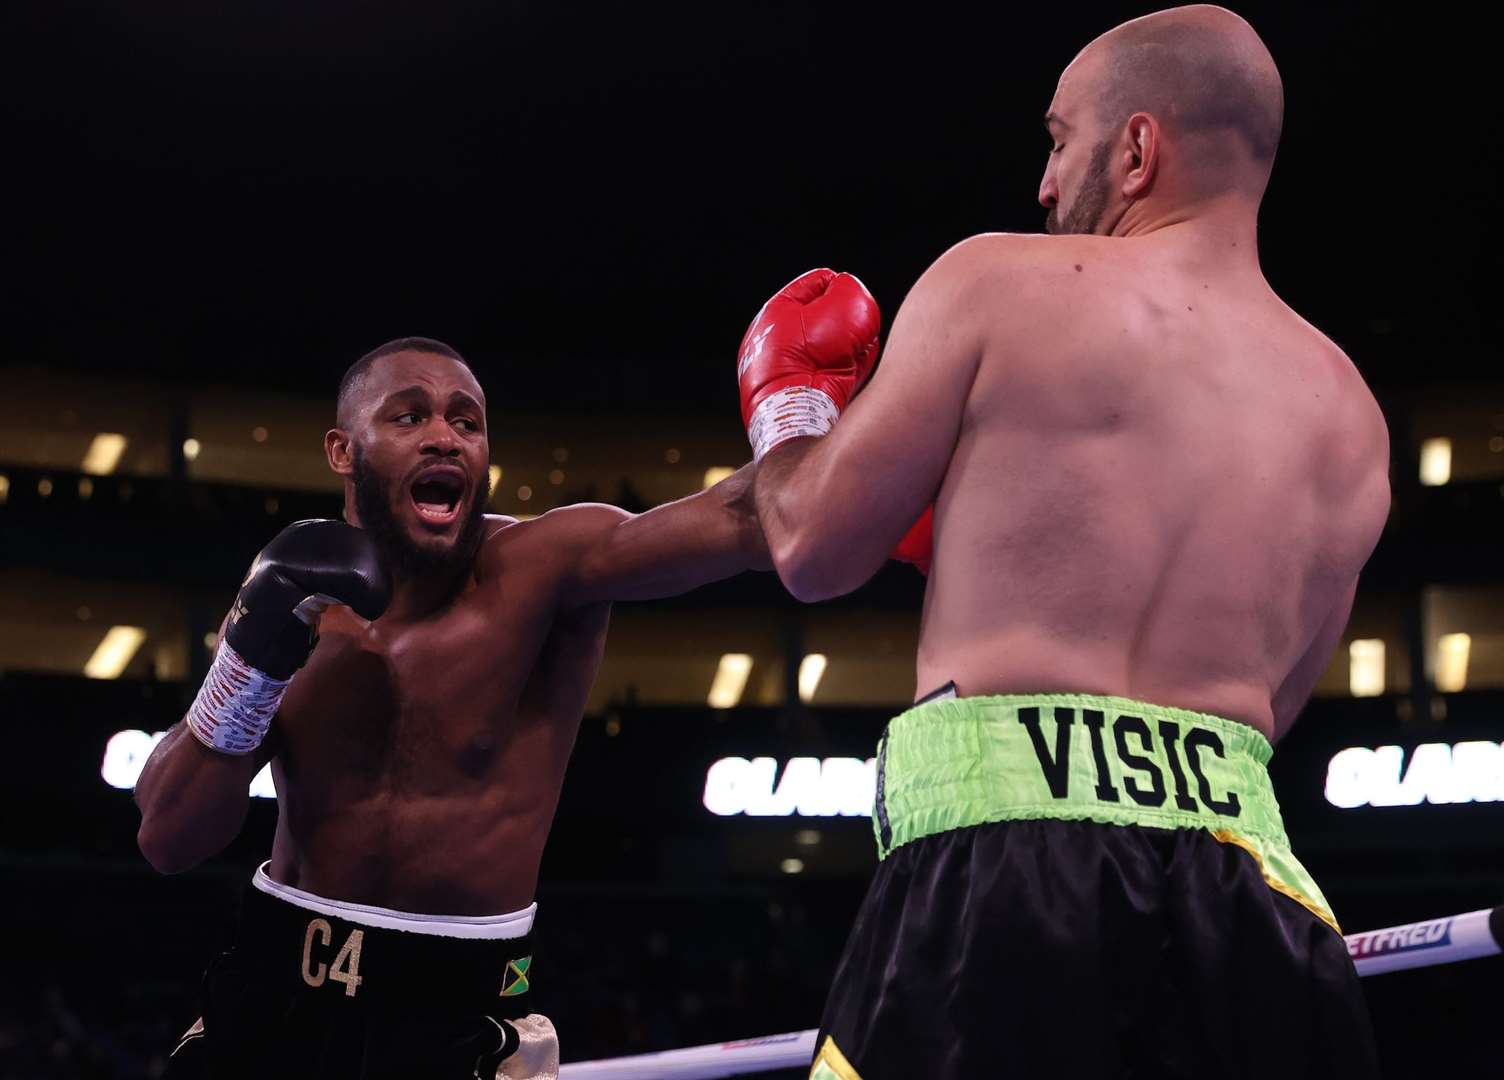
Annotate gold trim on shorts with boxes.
[1211,828,1341,934]
[810,1034,866,1080]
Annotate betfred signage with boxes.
[1346,918,1453,961]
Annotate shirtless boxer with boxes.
[737,7,1391,1078]
[131,331,876,1079]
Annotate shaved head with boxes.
[1079,6,1283,190]
[336,336,475,428]
[1041,6,1285,233]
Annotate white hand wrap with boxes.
[185,642,291,755]
[747,385,842,461]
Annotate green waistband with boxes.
[873,693,1338,932]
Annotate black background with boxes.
[6,1,1499,407]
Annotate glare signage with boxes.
[1324,741,1504,808]
[101,729,276,798]
[702,756,876,817]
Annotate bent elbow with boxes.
[137,819,200,875]
[771,532,857,603]
[780,568,839,604]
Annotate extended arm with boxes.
[558,463,770,607]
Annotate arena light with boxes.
[489,464,502,493]
[702,466,736,489]
[707,653,753,709]
[101,729,167,788]
[780,858,805,875]
[702,756,877,817]
[82,433,128,475]
[1325,741,1504,808]
[1419,438,1452,486]
[1435,633,1471,693]
[797,653,827,703]
[0,474,8,504]
[101,728,275,798]
[182,438,202,461]
[1348,639,1386,697]
[84,626,147,680]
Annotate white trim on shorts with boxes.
[252,862,536,939]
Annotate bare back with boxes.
[920,233,1390,739]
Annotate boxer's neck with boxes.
[339,500,477,622]
[1109,194,1262,263]
[380,562,474,622]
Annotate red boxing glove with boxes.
[892,505,934,576]
[737,268,880,460]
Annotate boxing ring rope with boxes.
[558,904,1504,1079]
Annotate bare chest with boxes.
[274,588,556,790]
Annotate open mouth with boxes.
[409,466,466,527]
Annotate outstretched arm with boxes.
[556,463,771,608]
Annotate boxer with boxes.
[740,7,1390,1077]
[133,330,864,1079]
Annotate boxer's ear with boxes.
[1122,112,1160,199]
[325,428,354,476]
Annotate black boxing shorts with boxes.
[165,863,555,1080]
[810,691,1379,1079]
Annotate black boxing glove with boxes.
[186,520,390,755]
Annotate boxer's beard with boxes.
[1046,138,1114,236]
[351,445,487,585]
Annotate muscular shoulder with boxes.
[475,505,631,577]
[1319,344,1391,494]
[909,233,1123,344]
[930,231,1123,280]
[1280,309,1390,467]
[885,233,1068,359]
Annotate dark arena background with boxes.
[3,1,1501,1076]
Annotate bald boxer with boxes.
[740,7,1389,1078]
[132,334,846,1079]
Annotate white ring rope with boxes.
[561,1031,818,1080]
[1347,904,1503,976]
[558,904,1503,1079]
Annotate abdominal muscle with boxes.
[267,763,563,916]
